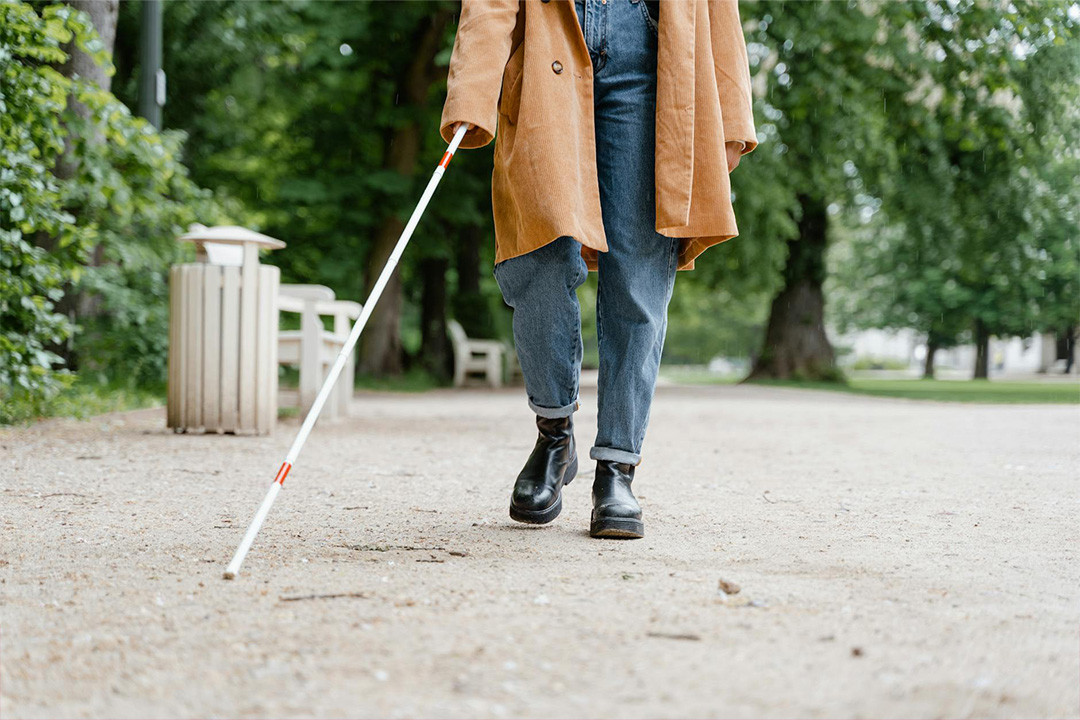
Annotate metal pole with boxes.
[137,0,163,127]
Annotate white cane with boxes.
[224,123,472,580]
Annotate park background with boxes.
[3,0,1078,425]
[3,2,1080,718]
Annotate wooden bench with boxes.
[448,319,506,388]
[277,285,362,419]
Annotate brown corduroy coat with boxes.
[440,0,757,271]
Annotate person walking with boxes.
[440,0,757,538]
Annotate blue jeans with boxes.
[493,0,678,467]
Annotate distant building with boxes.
[830,328,1076,377]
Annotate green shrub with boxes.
[0,3,92,422]
[63,97,236,387]
[1,2,238,423]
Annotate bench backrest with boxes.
[447,319,469,351]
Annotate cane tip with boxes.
[223,570,236,580]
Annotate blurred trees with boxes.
[49,0,116,366]
[740,1,896,380]
[744,0,1077,380]
[4,0,1078,424]
[111,0,490,380]
[108,0,1077,386]
[829,0,1079,378]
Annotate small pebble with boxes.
[717,578,741,595]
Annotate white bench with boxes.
[278,285,362,419]
[448,319,506,388]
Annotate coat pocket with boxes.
[498,43,525,125]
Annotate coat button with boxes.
[552,60,563,74]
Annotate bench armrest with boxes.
[468,340,506,354]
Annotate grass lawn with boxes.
[275,366,444,395]
[662,369,1080,404]
[1,378,166,425]
[353,368,446,393]
[5,369,447,426]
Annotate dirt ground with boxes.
[1,383,1078,718]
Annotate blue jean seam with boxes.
[631,238,678,453]
[579,0,608,71]
[599,0,608,60]
[595,259,605,448]
[637,0,658,39]
[568,312,580,408]
[568,252,585,407]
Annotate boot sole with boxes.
[509,456,578,525]
[590,515,645,539]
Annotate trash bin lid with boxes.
[178,225,286,250]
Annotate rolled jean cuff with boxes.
[529,398,580,419]
[589,445,642,466]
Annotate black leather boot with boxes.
[509,415,579,525]
[590,459,644,539]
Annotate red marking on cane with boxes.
[274,462,292,486]
[439,151,453,169]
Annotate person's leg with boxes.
[590,0,679,468]
[580,0,677,539]
[493,235,587,525]
[493,235,588,418]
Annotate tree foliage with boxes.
[5,0,1077,426]
[1,1,233,422]
[830,0,1079,375]
[112,1,491,373]
[1,2,98,420]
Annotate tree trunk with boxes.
[973,319,990,379]
[747,194,837,381]
[419,257,453,381]
[46,0,119,368]
[56,0,118,178]
[1067,327,1076,375]
[61,2,119,102]
[452,223,495,338]
[358,209,409,377]
[357,11,452,377]
[1057,325,1075,374]
[923,337,937,379]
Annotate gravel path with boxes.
[2,383,1078,718]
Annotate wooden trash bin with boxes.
[167,225,284,434]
